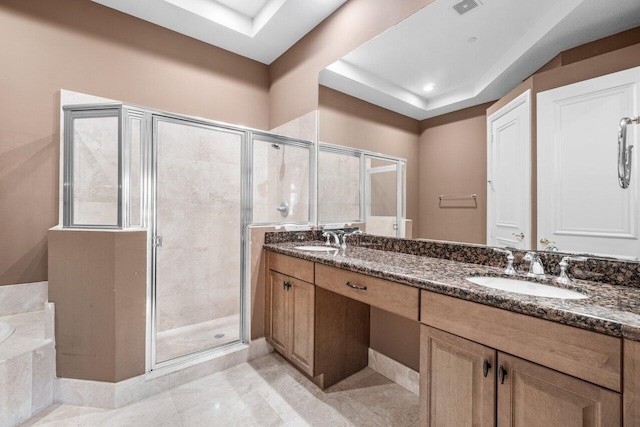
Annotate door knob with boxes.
[512,233,525,239]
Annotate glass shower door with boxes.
[152,117,244,366]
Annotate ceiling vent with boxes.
[452,0,482,16]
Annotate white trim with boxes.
[368,348,419,395]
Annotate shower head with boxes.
[271,143,280,150]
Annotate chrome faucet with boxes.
[493,248,517,275]
[523,251,545,279]
[555,256,588,284]
[322,229,363,254]
[322,230,343,247]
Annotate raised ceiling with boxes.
[91,0,347,64]
[319,0,640,120]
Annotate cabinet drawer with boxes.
[268,252,314,283]
[315,264,419,320]
[421,291,622,392]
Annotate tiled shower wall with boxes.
[253,140,310,223]
[318,151,360,222]
[155,120,242,333]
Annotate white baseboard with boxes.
[368,348,419,395]
[54,338,273,409]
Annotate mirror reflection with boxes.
[317,0,640,260]
[317,144,409,238]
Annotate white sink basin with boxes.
[466,276,587,299]
[294,245,338,252]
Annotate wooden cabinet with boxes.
[624,339,640,426]
[315,263,420,320]
[497,353,620,427]
[420,325,621,427]
[267,270,315,376]
[288,276,315,374]
[265,252,370,388]
[421,291,621,391]
[420,325,496,427]
[269,270,289,356]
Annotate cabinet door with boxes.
[497,353,621,427]
[268,271,289,356]
[288,278,315,376]
[420,325,496,427]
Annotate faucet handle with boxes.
[555,256,588,284]
[322,231,332,246]
[344,229,363,239]
[493,248,517,275]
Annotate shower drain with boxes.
[214,333,225,339]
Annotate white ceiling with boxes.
[91,0,347,64]
[319,0,640,120]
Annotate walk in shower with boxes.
[63,103,313,370]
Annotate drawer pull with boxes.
[498,365,507,384]
[483,359,492,378]
[345,281,367,291]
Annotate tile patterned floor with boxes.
[21,353,419,426]
[156,315,240,363]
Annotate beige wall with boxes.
[269,0,435,128]
[319,87,421,236]
[0,0,269,286]
[318,86,422,370]
[418,102,494,244]
[48,229,147,382]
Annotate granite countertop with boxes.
[264,241,640,342]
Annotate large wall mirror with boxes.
[316,0,640,260]
[318,143,409,238]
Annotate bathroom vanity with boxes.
[264,235,640,426]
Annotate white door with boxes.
[537,66,640,259]
[487,90,531,249]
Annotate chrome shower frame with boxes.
[62,101,316,373]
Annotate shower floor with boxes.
[156,314,240,363]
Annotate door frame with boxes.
[149,113,250,371]
[486,89,532,249]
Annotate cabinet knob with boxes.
[283,281,291,290]
[483,359,492,377]
[498,365,507,384]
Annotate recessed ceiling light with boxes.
[423,83,435,92]
[468,36,477,43]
